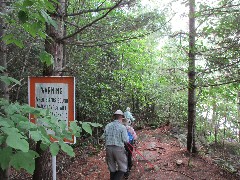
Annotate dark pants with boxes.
[106,145,128,172]
[125,142,134,171]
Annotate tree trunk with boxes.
[132,93,135,112]
[203,108,209,137]
[0,0,10,179]
[211,102,218,144]
[187,0,197,153]
[118,53,124,105]
[0,0,9,100]
[43,0,65,76]
[222,105,227,152]
[33,1,66,179]
[238,91,240,142]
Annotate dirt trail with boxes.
[57,126,238,180]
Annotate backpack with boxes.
[128,131,134,143]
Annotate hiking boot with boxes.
[110,172,116,180]
[113,171,125,180]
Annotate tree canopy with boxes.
[0,0,239,179]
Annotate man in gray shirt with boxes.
[104,110,129,180]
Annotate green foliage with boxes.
[58,140,74,157]
[6,132,29,152]
[40,10,58,29]
[0,147,12,170]
[49,143,59,156]
[11,150,38,174]
[18,10,28,23]
[2,34,24,48]
[1,0,57,58]
[2,0,171,130]
[214,158,238,174]
[80,122,102,136]
[39,51,54,66]
[0,85,101,174]
[0,74,21,86]
[196,84,239,144]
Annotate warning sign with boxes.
[28,76,75,144]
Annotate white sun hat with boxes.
[114,110,124,116]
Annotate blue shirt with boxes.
[104,120,129,147]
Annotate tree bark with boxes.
[33,1,66,179]
[211,102,218,144]
[238,91,240,142]
[43,0,65,76]
[0,0,10,179]
[0,0,9,100]
[223,105,227,150]
[187,0,197,153]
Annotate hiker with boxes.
[124,107,135,123]
[122,119,137,179]
[104,110,129,180]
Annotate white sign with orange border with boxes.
[28,76,75,144]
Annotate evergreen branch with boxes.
[66,7,111,17]
[197,60,240,75]
[199,79,240,88]
[198,2,240,16]
[67,16,173,47]
[69,35,145,47]
[176,79,239,92]
[60,0,123,41]
[65,0,134,17]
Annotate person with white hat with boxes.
[104,110,129,180]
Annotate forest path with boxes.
[58,126,238,180]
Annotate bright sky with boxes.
[141,0,209,67]
[141,0,188,32]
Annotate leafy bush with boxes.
[0,97,102,174]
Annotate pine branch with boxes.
[67,16,173,47]
[197,60,240,75]
[60,0,123,41]
[200,79,240,88]
[65,0,134,17]
[198,2,240,16]
[66,7,111,17]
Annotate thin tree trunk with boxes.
[238,91,240,142]
[132,93,135,112]
[212,105,216,142]
[0,0,10,179]
[204,108,209,137]
[62,0,68,72]
[187,0,197,153]
[211,102,218,144]
[33,1,66,179]
[118,53,124,105]
[0,0,9,100]
[223,105,227,153]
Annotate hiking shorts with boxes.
[106,145,128,172]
